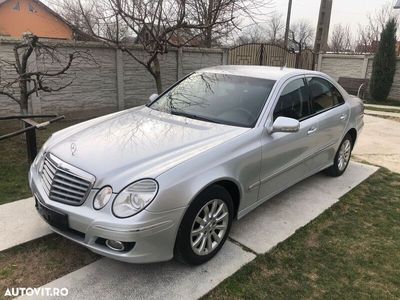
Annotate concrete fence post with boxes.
[116,49,125,110]
[361,55,369,79]
[222,48,229,65]
[177,47,184,80]
[317,53,323,71]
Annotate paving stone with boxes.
[0,197,51,251]
[27,241,255,300]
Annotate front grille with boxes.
[40,153,95,206]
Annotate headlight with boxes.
[33,137,52,168]
[33,147,46,172]
[93,186,113,210]
[112,179,159,218]
[34,148,44,168]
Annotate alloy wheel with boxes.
[338,139,351,171]
[190,199,229,256]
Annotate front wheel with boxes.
[174,185,233,265]
[325,133,353,177]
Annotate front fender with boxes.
[146,129,262,214]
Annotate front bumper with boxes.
[29,164,185,263]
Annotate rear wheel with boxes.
[174,185,233,265]
[325,133,353,177]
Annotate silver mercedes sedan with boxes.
[29,66,364,265]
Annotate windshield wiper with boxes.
[170,110,223,124]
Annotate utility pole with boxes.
[283,0,293,67]
[314,0,333,53]
[283,0,293,50]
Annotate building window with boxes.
[28,3,36,13]
[13,1,20,10]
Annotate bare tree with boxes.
[54,0,92,34]
[234,24,266,45]
[330,24,353,53]
[232,13,284,47]
[0,34,91,114]
[54,0,129,41]
[356,24,375,53]
[289,20,314,52]
[367,1,399,42]
[186,0,272,47]
[68,0,273,93]
[72,0,187,93]
[355,1,400,54]
[265,13,284,45]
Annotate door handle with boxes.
[307,127,318,135]
[340,114,347,121]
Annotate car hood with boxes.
[46,106,248,190]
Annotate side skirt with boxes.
[236,162,333,220]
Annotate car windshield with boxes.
[149,72,276,127]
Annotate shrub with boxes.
[369,18,397,102]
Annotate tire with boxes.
[174,185,234,265]
[325,133,353,177]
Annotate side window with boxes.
[273,78,311,121]
[307,77,344,114]
[13,1,20,10]
[332,84,345,105]
[28,3,37,13]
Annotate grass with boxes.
[0,234,99,299]
[204,168,400,300]
[0,119,87,205]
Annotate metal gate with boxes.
[228,43,316,70]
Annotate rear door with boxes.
[305,76,350,171]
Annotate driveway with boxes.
[353,115,400,173]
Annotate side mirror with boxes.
[147,93,159,105]
[271,117,300,133]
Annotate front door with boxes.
[258,77,320,202]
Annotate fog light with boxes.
[105,239,125,252]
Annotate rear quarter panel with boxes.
[347,95,365,137]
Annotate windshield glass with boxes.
[149,72,276,127]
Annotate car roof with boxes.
[199,65,323,81]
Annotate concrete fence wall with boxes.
[4,42,400,118]
[317,53,400,101]
[0,38,226,117]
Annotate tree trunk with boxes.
[154,72,162,94]
[152,57,163,94]
[19,82,29,143]
[19,79,29,115]
[204,0,214,48]
[204,28,213,48]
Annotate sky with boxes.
[43,0,396,39]
[272,0,396,33]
